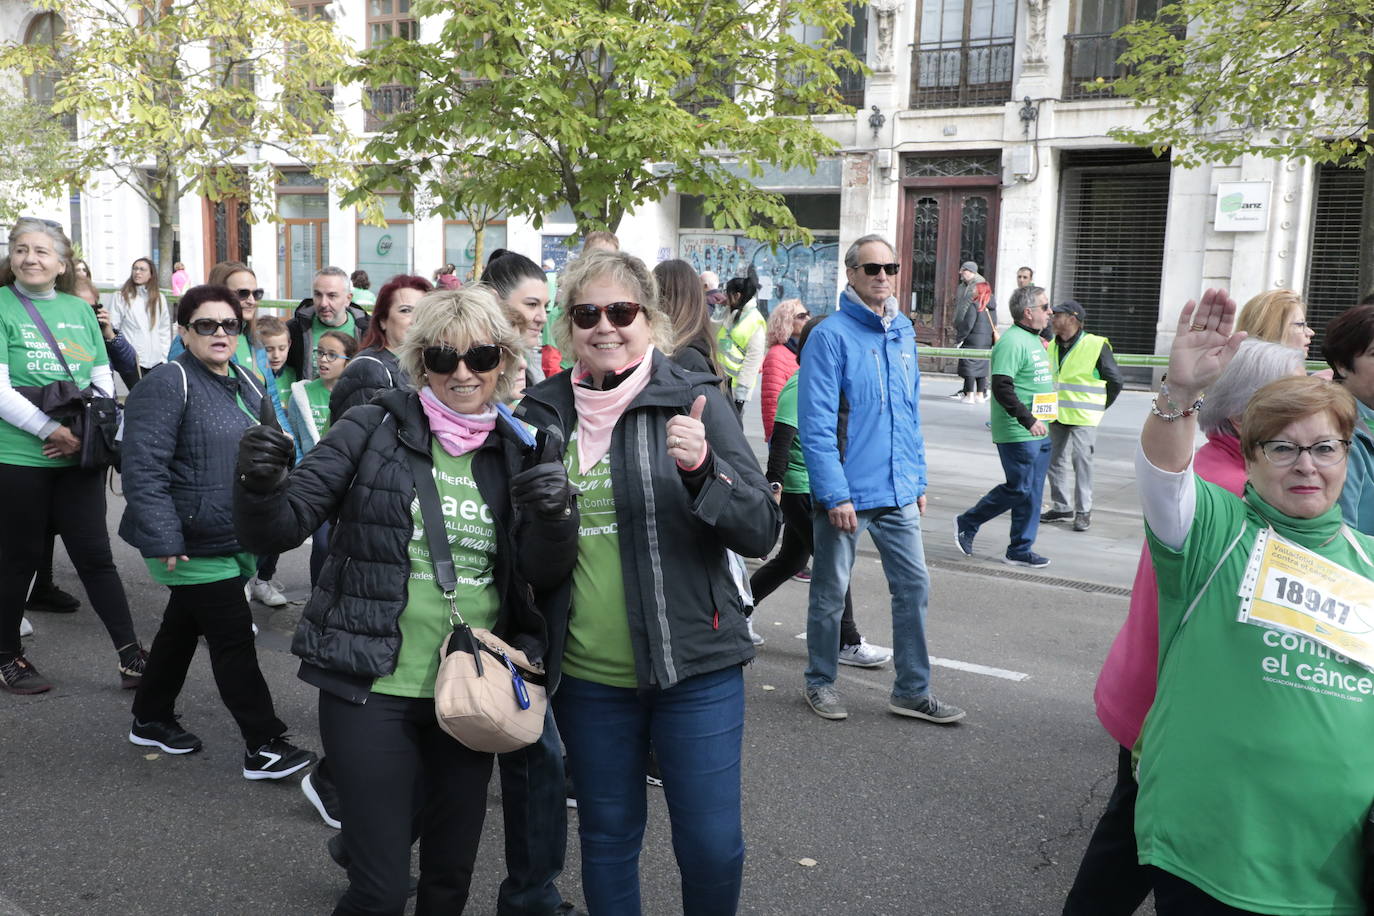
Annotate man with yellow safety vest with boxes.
[1040,300,1124,532]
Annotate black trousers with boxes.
[1152,868,1274,915]
[321,690,495,916]
[749,492,861,647]
[0,463,136,656]
[131,577,286,750]
[1062,744,1151,915]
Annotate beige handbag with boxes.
[409,448,547,754]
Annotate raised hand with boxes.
[236,394,295,494]
[511,427,574,520]
[1166,288,1246,396]
[666,395,709,469]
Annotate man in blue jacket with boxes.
[797,234,965,724]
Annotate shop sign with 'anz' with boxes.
[1213,181,1271,232]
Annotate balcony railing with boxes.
[365,84,415,132]
[1063,29,1183,100]
[910,40,1014,109]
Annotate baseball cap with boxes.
[960,261,978,273]
[1053,300,1086,321]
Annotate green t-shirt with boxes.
[1137,479,1374,914]
[273,366,298,408]
[772,374,809,494]
[0,286,109,467]
[303,378,331,437]
[146,552,255,587]
[373,444,501,699]
[313,313,357,346]
[988,324,1053,444]
[561,428,636,688]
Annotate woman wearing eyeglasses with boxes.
[118,284,315,780]
[234,286,579,915]
[104,256,170,390]
[715,269,766,413]
[1130,290,1374,914]
[1235,288,1315,355]
[517,250,780,915]
[758,298,810,441]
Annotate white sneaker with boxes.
[746,616,765,647]
[19,617,33,637]
[248,577,289,607]
[838,639,892,668]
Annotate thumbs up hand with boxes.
[236,394,296,494]
[666,394,709,469]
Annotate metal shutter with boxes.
[1305,162,1364,347]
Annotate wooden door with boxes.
[898,184,998,350]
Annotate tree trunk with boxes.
[472,223,486,280]
[156,168,179,290]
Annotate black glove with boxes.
[511,462,574,520]
[237,395,295,494]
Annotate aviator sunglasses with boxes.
[235,288,266,301]
[858,262,900,276]
[569,301,642,330]
[422,344,503,375]
[186,318,243,336]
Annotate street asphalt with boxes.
[1,372,1168,915]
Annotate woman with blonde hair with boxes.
[758,298,810,440]
[1235,288,1315,354]
[105,256,170,389]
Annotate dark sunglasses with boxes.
[570,301,642,330]
[859,262,900,276]
[186,318,242,336]
[235,288,266,301]
[422,344,503,375]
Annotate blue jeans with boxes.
[959,438,1053,557]
[496,705,569,916]
[554,668,745,916]
[806,501,933,697]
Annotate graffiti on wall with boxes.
[679,233,840,315]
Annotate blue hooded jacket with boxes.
[798,286,927,511]
[1339,398,1374,536]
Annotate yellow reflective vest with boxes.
[717,305,766,380]
[1050,333,1109,426]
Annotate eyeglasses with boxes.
[422,344,503,375]
[235,288,266,301]
[858,262,900,276]
[570,302,642,330]
[313,349,350,363]
[186,318,242,336]
[1257,439,1351,467]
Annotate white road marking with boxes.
[792,634,1030,681]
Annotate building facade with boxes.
[3,0,1360,361]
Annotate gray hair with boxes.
[1,218,75,293]
[313,266,349,285]
[552,249,675,355]
[843,234,895,269]
[397,284,523,406]
[1200,338,1306,437]
[1008,285,1045,322]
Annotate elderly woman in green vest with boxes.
[1040,300,1125,533]
[715,271,766,414]
[1134,287,1374,914]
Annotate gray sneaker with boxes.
[888,694,965,724]
[803,684,849,720]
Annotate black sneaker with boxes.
[129,717,203,754]
[26,582,79,614]
[244,737,316,781]
[302,761,342,828]
[954,517,976,557]
[1040,509,1073,524]
[1004,551,1051,569]
[118,644,148,690]
[1073,511,1092,532]
[0,653,51,695]
[565,771,578,809]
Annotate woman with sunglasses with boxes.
[235,286,579,915]
[0,219,145,695]
[329,275,432,424]
[104,256,170,390]
[518,250,779,915]
[1128,290,1374,914]
[118,284,314,780]
[715,270,766,413]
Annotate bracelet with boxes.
[1150,393,1204,421]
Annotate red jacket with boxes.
[759,343,799,441]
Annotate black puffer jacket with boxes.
[234,388,577,703]
[328,346,409,427]
[120,352,267,559]
[516,350,780,691]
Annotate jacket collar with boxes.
[519,350,710,430]
[176,350,264,400]
[384,388,531,458]
[837,286,901,333]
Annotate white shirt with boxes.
[106,287,172,369]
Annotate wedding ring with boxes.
[670,436,681,448]
[1190,324,1206,332]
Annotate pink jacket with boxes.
[759,343,799,441]
[1093,432,1248,749]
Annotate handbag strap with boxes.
[9,285,77,384]
[405,444,462,617]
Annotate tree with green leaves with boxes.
[0,94,79,227]
[0,0,366,282]
[1109,0,1374,295]
[348,0,863,248]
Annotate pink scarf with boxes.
[571,347,655,474]
[419,387,497,457]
